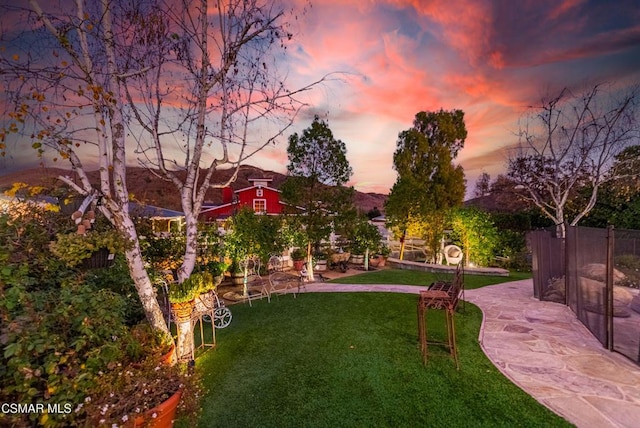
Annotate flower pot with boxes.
[377,257,387,267]
[315,259,327,271]
[368,257,380,267]
[350,254,365,265]
[171,301,195,323]
[293,259,305,271]
[213,275,224,288]
[231,272,245,286]
[160,344,176,367]
[133,388,182,428]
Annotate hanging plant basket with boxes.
[171,301,195,323]
[59,196,84,216]
[81,248,115,270]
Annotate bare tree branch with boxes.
[507,83,640,237]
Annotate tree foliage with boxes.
[450,207,499,267]
[507,84,640,237]
[280,115,355,275]
[223,207,292,269]
[474,172,491,198]
[578,145,640,229]
[385,109,467,259]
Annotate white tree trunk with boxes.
[175,319,193,362]
[306,242,315,282]
[364,248,369,271]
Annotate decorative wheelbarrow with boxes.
[329,252,350,272]
[194,290,232,329]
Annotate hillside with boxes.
[0,165,387,214]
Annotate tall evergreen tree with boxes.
[385,110,467,260]
[280,115,355,279]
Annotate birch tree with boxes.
[507,84,640,238]
[1,0,171,342]
[1,0,326,360]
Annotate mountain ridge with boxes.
[0,164,388,214]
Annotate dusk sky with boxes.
[2,0,640,198]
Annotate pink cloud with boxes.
[547,0,586,21]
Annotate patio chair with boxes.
[268,271,304,300]
[443,245,463,266]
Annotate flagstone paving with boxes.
[303,279,640,428]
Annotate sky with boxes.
[2,0,640,198]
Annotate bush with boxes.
[615,254,640,289]
[84,256,146,326]
[0,275,133,426]
[49,230,128,268]
[290,248,306,261]
[0,205,190,427]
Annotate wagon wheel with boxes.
[213,307,232,328]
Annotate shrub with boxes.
[83,256,146,326]
[290,248,306,261]
[0,275,132,427]
[49,230,128,268]
[0,205,200,427]
[168,276,200,303]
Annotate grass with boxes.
[329,268,532,289]
[189,269,569,428]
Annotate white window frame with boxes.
[256,188,263,197]
[253,199,266,214]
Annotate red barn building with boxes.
[199,177,294,222]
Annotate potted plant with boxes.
[78,354,202,427]
[50,230,128,269]
[168,277,199,322]
[202,260,229,288]
[225,259,246,286]
[291,248,306,271]
[313,250,328,272]
[348,218,383,270]
[370,243,391,268]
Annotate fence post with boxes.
[606,225,614,351]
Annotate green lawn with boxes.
[330,268,532,289]
[190,269,569,428]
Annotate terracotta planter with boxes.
[377,257,387,267]
[170,301,194,322]
[293,259,305,271]
[133,388,182,428]
[160,344,176,366]
[368,257,381,267]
